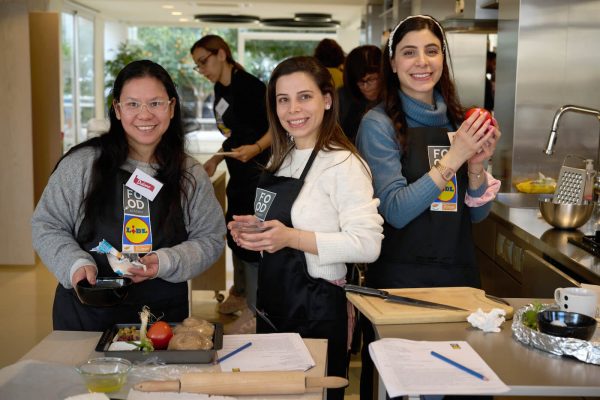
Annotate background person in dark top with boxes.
[313,38,346,89]
[190,35,271,332]
[338,45,382,143]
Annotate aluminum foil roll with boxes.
[511,304,600,365]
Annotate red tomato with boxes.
[147,321,173,350]
[465,107,492,123]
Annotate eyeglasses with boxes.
[193,53,215,72]
[117,99,173,115]
[357,76,379,89]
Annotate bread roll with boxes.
[167,332,213,350]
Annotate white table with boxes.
[12,330,327,400]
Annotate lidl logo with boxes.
[437,179,457,202]
[124,217,150,244]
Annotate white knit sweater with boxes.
[275,147,384,281]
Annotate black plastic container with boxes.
[75,277,132,307]
[537,310,597,340]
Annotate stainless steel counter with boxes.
[489,199,600,284]
[373,299,600,399]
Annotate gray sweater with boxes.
[31,146,226,289]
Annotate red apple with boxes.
[465,107,492,123]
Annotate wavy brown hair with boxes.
[265,56,364,174]
[383,15,463,147]
[190,35,244,71]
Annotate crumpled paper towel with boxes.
[467,308,506,332]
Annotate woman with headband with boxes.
[355,15,500,399]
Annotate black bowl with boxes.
[537,310,597,340]
[75,277,133,307]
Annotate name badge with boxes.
[121,185,153,253]
[125,168,163,201]
[215,98,229,116]
[254,188,277,221]
[428,145,458,212]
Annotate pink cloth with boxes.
[465,171,501,207]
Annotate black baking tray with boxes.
[95,322,223,363]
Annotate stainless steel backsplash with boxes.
[494,0,600,191]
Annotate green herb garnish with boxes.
[522,301,543,330]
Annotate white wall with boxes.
[0,2,35,264]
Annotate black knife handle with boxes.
[344,284,388,298]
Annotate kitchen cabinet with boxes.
[473,216,523,297]
[475,199,600,299]
[521,250,579,298]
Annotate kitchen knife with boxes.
[344,284,468,312]
[134,371,348,395]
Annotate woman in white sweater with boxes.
[228,56,383,400]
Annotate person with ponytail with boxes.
[190,36,271,329]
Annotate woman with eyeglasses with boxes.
[338,45,382,143]
[32,60,226,331]
[355,15,501,399]
[189,35,271,331]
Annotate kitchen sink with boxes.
[495,193,548,208]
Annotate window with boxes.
[61,10,95,152]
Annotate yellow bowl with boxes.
[76,357,132,393]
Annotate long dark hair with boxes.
[313,38,345,68]
[383,15,463,146]
[266,56,362,174]
[57,60,193,241]
[190,35,244,71]
[343,45,382,101]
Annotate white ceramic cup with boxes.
[554,287,598,318]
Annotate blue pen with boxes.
[216,342,252,364]
[430,351,488,381]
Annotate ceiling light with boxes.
[162,5,175,9]
[194,14,260,23]
[179,18,189,22]
[261,18,340,28]
[195,2,244,7]
[294,13,333,22]
[171,11,183,16]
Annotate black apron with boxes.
[365,126,480,290]
[255,150,348,400]
[53,169,189,331]
[360,127,480,400]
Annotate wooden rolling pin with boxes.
[134,371,348,395]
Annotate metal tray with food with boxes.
[512,304,600,365]
[95,322,223,364]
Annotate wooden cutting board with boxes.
[347,287,513,325]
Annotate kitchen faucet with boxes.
[544,104,600,167]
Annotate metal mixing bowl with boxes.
[538,197,594,229]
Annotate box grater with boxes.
[553,166,586,204]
